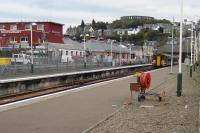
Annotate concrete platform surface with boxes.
[89,66,200,133]
[0,66,176,133]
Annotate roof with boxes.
[0,21,64,26]
[48,38,130,53]
[85,40,129,53]
[49,38,83,51]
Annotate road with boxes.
[0,66,177,133]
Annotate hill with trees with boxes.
[67,17,172,46]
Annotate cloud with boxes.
[0,1,117,25]
[0,0,200,29]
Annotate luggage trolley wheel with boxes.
[138,95,145,102]
[138,96,141,102]
[158,96,162,102]
[140,95,146,100]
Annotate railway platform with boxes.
[0,65,198,133]
[0,64,151,99]
[88,65,200,133]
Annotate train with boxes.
[152,53,178,67]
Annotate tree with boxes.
[80,20,85,32]
[95,21,107,29]
[158,27,164,33]
[109,20,122,29]
[92,19,96,29]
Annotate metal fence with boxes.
[0,48,150,79]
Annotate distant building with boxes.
[0,21,64,47]
[121,16,154,21]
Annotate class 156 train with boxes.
[152,53,178,67]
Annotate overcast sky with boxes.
[0,0,200,29]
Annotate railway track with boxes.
[0,65,154,105]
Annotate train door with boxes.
[156,55,161,67]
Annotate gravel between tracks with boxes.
[87,67,200,133]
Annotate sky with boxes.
[0,0,200,30]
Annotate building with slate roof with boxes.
[46,37,151,65]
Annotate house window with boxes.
[10,37,17,43]
[80,52,82,56]
[25,24,31,30]
[66,51,68,55]
[71,51,73,56]
[131,54,135,59]
[37,24,44,31]
[76,51,78,56]
[0,24,4,30]
[10,24,17,30]
[21,37,28,42]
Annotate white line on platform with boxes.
[0,67,166,113]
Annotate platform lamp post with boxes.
[30,22,37,73]
[190,21,194,77]
[194,30,197,71]
[177,0,183,97]
[170,18,175,74]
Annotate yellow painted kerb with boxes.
[0,58,11,65]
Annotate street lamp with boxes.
[128,44,134,63]
[110,40,114,66]
[129,44,132,63]
[119,33,122,66]
[186,38,189,57]
[185,20,195,76]
[177,0,183,97]
[30,22,37,73]
[170,18,175,74]
[197,31,199,65]
[190,21,194,76]
[80,32,89,68]
[194,30,197,71]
